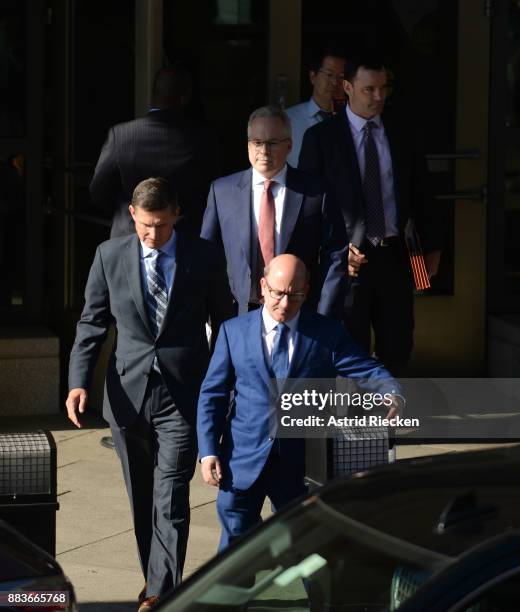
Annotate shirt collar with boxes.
[252,165,287,188]
[345,103,382,132]
[262,306,300,335]
[307,97,323,118]
[140,229,177,259]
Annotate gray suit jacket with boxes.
[201,165,347,318]
[68,230,234,427]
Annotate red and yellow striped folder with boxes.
[404,220,431,291]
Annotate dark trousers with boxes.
[216,447,307,552]
[111,372,197,597]
[344,241,414,376]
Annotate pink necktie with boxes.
[258,179,275,265]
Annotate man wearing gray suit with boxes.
[201,105,347,320]
[66,178,233,611]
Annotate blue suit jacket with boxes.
[201,165,347,318]
[197,308,398,490]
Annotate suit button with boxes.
[268,436,273,441]
[144,372,150,378]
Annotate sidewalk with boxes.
[3,413,512,610]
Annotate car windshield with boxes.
[160,493,451,611]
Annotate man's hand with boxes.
[385,394,405,421]
[424,250,442,278]
[201,456,222,487]
[348,243,368,277]
[66,388,88,428]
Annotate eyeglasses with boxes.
[248,138,290,150]
[317,70,345,83]
[265,280,306,302]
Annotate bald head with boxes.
[261,255,309,322]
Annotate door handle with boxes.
[426,150,480,161]
[434,186,487,201]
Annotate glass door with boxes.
[0,0,44,322]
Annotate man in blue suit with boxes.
[201,105,347,319]
[197,254,402,550]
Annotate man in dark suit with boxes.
[197,254,401,550]
[66,178,233,611]
[201,105,347,319]
[299,53,442,374]
[90,64,218,237]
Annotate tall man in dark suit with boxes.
[197,254,401,550]
[201,105,347,319]
[66,178,233,611]
[299,54,442,374]
[90,65,218,237]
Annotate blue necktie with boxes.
[271,323,289,381]
[146,250,168,336]
[363,120,386,246]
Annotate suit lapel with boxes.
[287,309,314,378]
[246,308,271,389]
[157,230,188,337]
[124,236,154,338]
[234,169,253,267]
[279,166,304,254]
[338,112,367,247]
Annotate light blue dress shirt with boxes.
[345,104,399,238]
[139,230,177,302]
[285,97,327,167]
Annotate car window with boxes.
[161,497,450,611]
[451,568,520,611]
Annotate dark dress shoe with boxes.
[100,435,115,450]
[138,595,158,612]
[137,583,147,605]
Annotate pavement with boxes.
[2,412,514,611]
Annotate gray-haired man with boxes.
[201,105,347,319]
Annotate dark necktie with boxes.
[146,250,168,336]
[363,120,386,246]
[271,323,289,380]
[317,109,333,121]
[258,179,275,265]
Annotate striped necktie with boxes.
[146,250,168,336]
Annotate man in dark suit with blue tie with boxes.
[66,178,233,610]
[197,254,402,550]
[201,105,347,319]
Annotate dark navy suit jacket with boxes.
[200,165,347,318]
[197,307,398,490]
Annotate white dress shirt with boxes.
[201,307,300,463]
[251,165,287,256]
[345,104,399,237]
[261,306,299,365]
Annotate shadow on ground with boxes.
[1,412,108,432]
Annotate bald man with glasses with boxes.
[197,255,401,550]
[201,104,347,320]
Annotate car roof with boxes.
[313,444,520,557]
